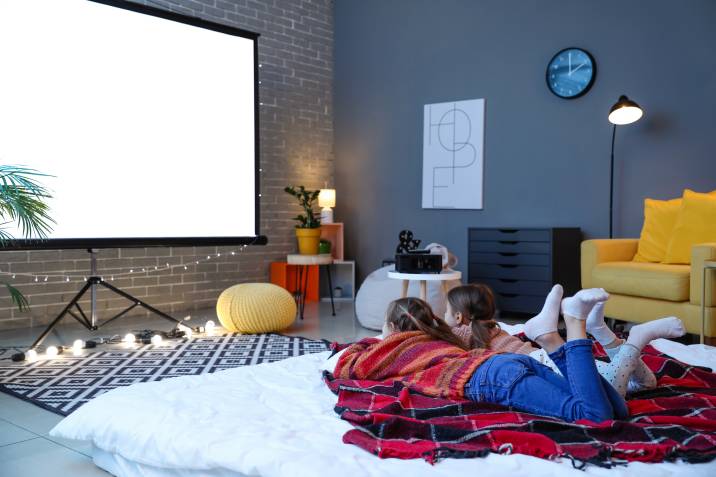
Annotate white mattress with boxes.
[50,330,716,477]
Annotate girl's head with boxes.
[383,297,467,350]
[445,284,499,348]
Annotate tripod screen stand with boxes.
[30,249,181,349]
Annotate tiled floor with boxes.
[0,301,373,477]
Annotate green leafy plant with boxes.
[284,185,321,228]
[0,165,54,311]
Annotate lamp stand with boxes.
[609,124,617,239]
[320,207,334,224]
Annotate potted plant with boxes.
[0,165,54,311]
[284,185,321,255]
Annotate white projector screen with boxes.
[0,0,262,248]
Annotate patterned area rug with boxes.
[0,333,329,416]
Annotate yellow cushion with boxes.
[633,197,682,263]
[663,190,716,264]
[216,283,296,333]
[591,261,691,302]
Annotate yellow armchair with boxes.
[581,239,716,341]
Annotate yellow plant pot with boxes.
[295,227,321,255]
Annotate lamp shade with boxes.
[318,189,336,208]
[608,95,643,125]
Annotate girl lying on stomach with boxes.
[445,283,686,397]
[334,294,629,423]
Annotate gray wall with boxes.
[0,0,334,329]
[334,0,716,282]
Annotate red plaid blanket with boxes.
[324,343,716,467]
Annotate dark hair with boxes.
[386,297,468,350]
[447,284,499,349]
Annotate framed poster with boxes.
[422,98,484,209]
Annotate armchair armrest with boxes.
[690,243,716,306]
[581,239,638,289]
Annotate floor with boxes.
[0,301,375,477]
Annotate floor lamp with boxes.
[608,95,644,238]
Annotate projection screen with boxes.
[0,0,264,249]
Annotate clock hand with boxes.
[568,52,572,75]
[571,62,586,75]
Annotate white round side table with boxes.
[387,269,462,301]
[287,254,335,319]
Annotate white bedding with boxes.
[51,333,716,477]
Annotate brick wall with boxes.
[0,0,334,330]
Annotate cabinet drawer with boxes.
[470,252,550,266]
[494,294,545,314]
[477,278,553,297]
[469,240,551,254]
[469,264,550,281]
[469,229,550,242]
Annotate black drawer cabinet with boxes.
[467,228,581,315]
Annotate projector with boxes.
[395,251,442,274]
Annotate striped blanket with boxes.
[324,343,716,467]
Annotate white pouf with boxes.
[355,265,461,330]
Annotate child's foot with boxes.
[586,302,619,346]
[626,317,686,351]
[524,284,563,341]
[561,288,610,320]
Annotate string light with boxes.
[46,346,59,358]
[26,349,38,361]
[72,339,84,356]
[150,334,163,346]
[123,333,136,344]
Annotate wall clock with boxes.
[546,47,596,99]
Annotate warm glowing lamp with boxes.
[318,189,336,224]
[607,95,643,238]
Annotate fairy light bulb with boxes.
[26,349,38,362]
[205,320,216,335]
[72,339,84,356]
[123,333,136,344]
[150,334,163,346]
[46,346,59,358]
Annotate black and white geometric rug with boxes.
[0,333,329,416]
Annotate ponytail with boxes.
[447,284,499,349]
[386,298,468,350]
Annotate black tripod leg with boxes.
[326,264,336,316]
[30,281,94,349]
[99,280,181,324]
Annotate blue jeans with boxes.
[465,339,628,422]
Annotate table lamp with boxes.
[319,188,336,224]
[607,95,643,238]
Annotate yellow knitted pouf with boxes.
[216,283,297,333]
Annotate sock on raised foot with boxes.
[561,288,610,320]
[524,284,564,341]
[626,316,686,351]
[587,302,619,345]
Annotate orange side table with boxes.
[270,262,319,302]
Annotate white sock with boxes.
[586,302,618,345]
[561,288,610,320]
[524,284,563,341]
[626,316,686,351]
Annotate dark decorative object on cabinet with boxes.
[467,228,581,315]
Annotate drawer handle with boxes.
[499,293,518,298]
[498,279,518,283]
[499,229,518,234]
[498,252,518,257]
[498,240,518,245]
[499,264,517,268]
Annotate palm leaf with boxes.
[0,164,55,244]
[2,282,30,312]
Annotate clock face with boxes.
[546,48,595,99]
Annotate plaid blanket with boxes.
[324,343,716,467]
